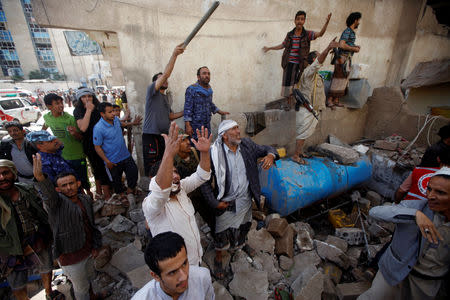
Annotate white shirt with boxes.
[131,266,215,300]
[298,59,326,111]
[142,166,210,266]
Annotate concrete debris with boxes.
[367,223,390,238]
[288,251,322,284]
[254,252,282,284]
[128,209,145,223]
[92,200,104,214]
[296,229,314,251]
[275,225,295,258]
[374,140,398,151]
[126,265,153,289]
[315,240,351,269]
[336,281,371,300]
[213,281,233,300]
[279,255,294,271]
[335,228,365,245]
[325,235,348,253]
[137,220,148,237]
[110,243,145,274]
[323,262,343,284]
[322,276,340,300]
[247,228,275,255]
[328,134,351,148]
[347,247,363,268]
[366,191,382,206]
[265,213,281,225]
[267,217,289,238]
[367,244,385,260]
[252,210,266,221]
[95,216,110,227]
[351,267,367,282]
[291,265,324,300]
[101,203,127,217]
[316,143,360,164]
[229,270,269,300]
[290,221,315,238]
[94,245,112,270]
[109,215,135,233]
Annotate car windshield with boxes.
[0,99,24,110]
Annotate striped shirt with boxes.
[284,30,315,64]
[340,27,356,55]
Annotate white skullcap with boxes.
[218,119,238,136]
[432,167,450,177]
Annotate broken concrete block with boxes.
[290,221,315,238]
[213,281,233,300]
[347,247,362,268]
[275,226,294,258]
[95,217,110,227]
[366,191,382,206]
[351,267,367,282]
[138,177,150,192]
[109,215,135,233]
[328,134,350,148]
[128,209,145,223]
[374,140,398,151]
[137,221,147,237]
[316,143,360,164]
[92,200,104,214]
[252,210,266,221]
[247,228,275,254]
[94,245,112,269]
[126,265,152,289]
[204,248,232,273]
[325,235,348,253]
[101,203,126,217]
[291,265,324,300]
[296,229,314,252]
[267,218,288,238]
[322,276,340,300]
[229,270,269,300]
[398,140,409,150]
[254,252,282,284]
[110,243,145,274]
[335,228,365,245]
[336,281,371,300]
[289,251,322,284]
[367,244,385,260]
[315,240,351,269]
[265,213,280,225]
[279,255,294,271]
[367,223,390,238]
[323,263,342,284]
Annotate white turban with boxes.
[218,119,238,136]
[432,167,450,177]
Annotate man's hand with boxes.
[185,122,193,136]
[161,122,182,158]
[326,13,332,22]
[260,154,275,170]
[354,46,361,53]
[67,126,78,136]
[85,100,95,111]
[218,110,230,115]
[262,46,270,53]
[132,115,142,126]
[216,201,229,210]
[106,161,116,170]
[191,126,212,153]
[328,37,339,49]
[173,43,185,57]
[32,153,45,182]
[416,210,443,244]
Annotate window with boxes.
[0,98,25,110]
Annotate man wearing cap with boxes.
[200,119,279,279]
[0,122,37,184]
[358,167,450,300]
[0,159,53,300]
[142,122,212,266]
[26,131,76,185]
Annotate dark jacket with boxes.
[0,139,37,177]
[281,27,314,72]
[0,183,49,256]
[35,178,102,259]
[200,138,279,213]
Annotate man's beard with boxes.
[160,86,168,90]
[0,178,15,191]
[170,183,181,196]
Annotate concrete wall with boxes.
[3,0,40,76]
[31,0,450,114]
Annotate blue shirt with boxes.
[184,82,219,139]
[340,27,356,55]
[40,147,76,183]
[93,116,130,164]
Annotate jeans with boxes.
[108,156,138,194]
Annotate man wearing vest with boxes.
[263,11,331,97]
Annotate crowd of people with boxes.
[0,8,448,300]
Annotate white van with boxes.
[0,97,41,126]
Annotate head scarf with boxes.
[218,119,238,137]
[432,167,450,178]
[75,87,95,101]
[0,159,17,180]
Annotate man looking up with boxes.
[328,12,362,108]
[263,11,331,97]
[132,231,214,299]
[93,102,140,208]
[142,122,212,266]
[143,44,185,176]
[184,66,229,140]
[33,153,104,300]
[0,159,53,300]
[292,38,339,164]
[201,120,279,279]
[41,93,91,197]
[0,122,36,184]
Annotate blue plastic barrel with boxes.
[259,156,372,216]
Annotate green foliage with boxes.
[28,69,50,79]
[52,73,66,81]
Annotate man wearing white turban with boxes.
[200,119,279,279]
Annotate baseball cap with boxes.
[26,130,57,143]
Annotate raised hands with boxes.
[32,153,45,182]
[162,122,182,158]
[191,126,212,153]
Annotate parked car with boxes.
[0,97,41,126]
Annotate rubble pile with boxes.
[369,134,425,167]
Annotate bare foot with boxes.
[291,155,307,164]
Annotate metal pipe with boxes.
[183,1,220,47]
